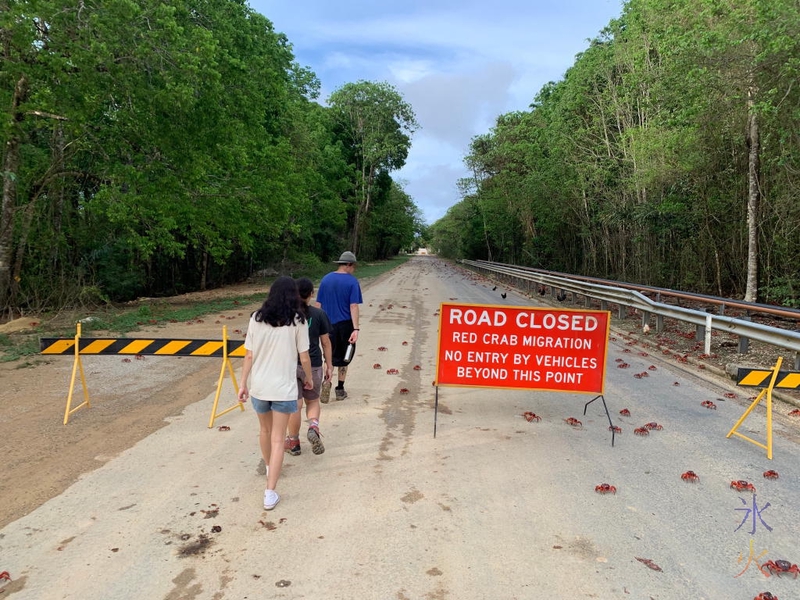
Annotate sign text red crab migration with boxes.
[435,303,610,393]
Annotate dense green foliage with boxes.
[0,0,421,315]
[429,0,800,305]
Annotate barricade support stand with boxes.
[726,357,781,460]
[63,322,91,425]
[584,394,616,447]
[207,326,245,428]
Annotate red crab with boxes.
[217,425,230,431]
[648,365,658,371]
[0,571,10,581]
[608,425,622,434]
[760,560,800,578]
[377,346,388,351]
[754,593,778,600]
[644,422,663,430]
[564,417,582,428]
[135,354,145,360]
[121,358,131,363]
[413,365,422,370]
[763,470,779,480]
[372,363,382,369]
[402,341,408,346]
[595,483,617,494]
[386,368,399,375]
[617,362,630,369]
[681,471,700,482]
[399,388,410,394]
[634,427,649,436]
[789,409,800,417]
[701,400,717,410]
[522,411,541,422]
[723,392,737,399]
[619,408,631,417]
[730,480,756,492]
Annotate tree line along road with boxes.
[1,256,799,599]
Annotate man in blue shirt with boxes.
[315,251,363,401]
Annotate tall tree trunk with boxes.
[744,85,760,303]
[0,75,28,314]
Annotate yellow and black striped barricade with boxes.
[40,325,246,426]
[726,358,796,459]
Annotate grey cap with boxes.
[334,251,357,264]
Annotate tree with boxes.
[327,81,418,255]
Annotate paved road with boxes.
[2,256,799,600]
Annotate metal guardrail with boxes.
[462,259,800,370]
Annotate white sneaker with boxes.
[263,489,280,510]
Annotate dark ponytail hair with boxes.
[295,277,314,319]
[254,276,305,326]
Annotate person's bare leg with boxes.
[257,411,273,476]
[268,411,291,490]
[287,399,303,438]
[305,398,320,423]
[335,366,348,400]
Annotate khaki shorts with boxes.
[296,365,323,402]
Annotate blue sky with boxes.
[248,1,625,224]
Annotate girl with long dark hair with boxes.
[238,276,313,510]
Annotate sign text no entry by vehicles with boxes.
[435,303,610,394]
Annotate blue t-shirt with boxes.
[316,272,363,324]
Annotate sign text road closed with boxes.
[436,303,610,394]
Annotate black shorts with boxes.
[331,320,355,367]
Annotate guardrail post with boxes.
[739,313,751,354]
[601,300,608,311]
[656,314,665,333]
[641,311,651,329]
[617,303,625,320]
[695,308,713,341]
[795,351,799,371]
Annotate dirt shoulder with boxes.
[0,283,267,529]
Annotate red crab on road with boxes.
[402,341,409,346]
[413,365,422,370]
[0,571,10,581]
[564,417,582,428]
[608,426,622,434]
[595,483,617,494]
[789,409,800,417]
[377,346,388,351]
[723,392,737,399]
[730,480,756,492]
[399,388,410,394]
[386,368,399,375]
[634,427,649,436]
[754,593,778,600]
[644,422,663,430]
[522,412,541,422]
[701,400,717,410]
[763,470,779,480]
[619,408,631,417]
[372,363,382,369]
[681,471,700,482]
[760,560,800,578]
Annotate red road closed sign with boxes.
[436,303,610,394]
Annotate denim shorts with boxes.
[250,397,298,415]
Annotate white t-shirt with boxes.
[244,314,310,401]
